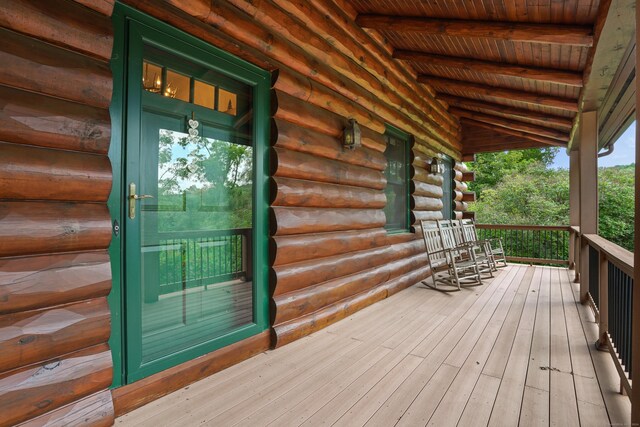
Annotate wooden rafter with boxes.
[461,118,568,147]
[393,50,584,87]
[437,94,574,129]
[463,140,552,154]
[355,14,594,46]
[451,107,570,141]
[419,76,579,112]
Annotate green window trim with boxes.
[109,3,270,386]
[441,155,454,220]
[383,124,412,233]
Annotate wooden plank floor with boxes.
[117,265,631,427]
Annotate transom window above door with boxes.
[141,48,242,117]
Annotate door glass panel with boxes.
[194,80,215,109]
[134,44,256,367]
[138,112,254,364]
[165,69,190,101]
[218,88,237,116]
[142,61,162,94]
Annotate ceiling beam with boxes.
[355,14,594,46]
[461,118,568,147]
[418,76,579,112]
[393,50,584,87]
[463,139,550,155]
[451,107,570,141]
[438,94,574,129]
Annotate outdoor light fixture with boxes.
[343,119,362,150]
[429,156,444,174]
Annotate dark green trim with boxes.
[107,4,127,388]
[109,2,270,385]
[441,155,454,220]
[383,124,412,234]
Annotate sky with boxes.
[551,121,636,169]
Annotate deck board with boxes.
[117,265,630,427]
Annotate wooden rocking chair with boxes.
[443,219,494,277]
[461,219,508,269]
[421,220,483,290]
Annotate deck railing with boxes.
[156,228,252,295]
[475,224,570,265]
[583,233,634,396]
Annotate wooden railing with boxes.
[475,224,571,265]
[156,228,252,295]
[582,233,634,396]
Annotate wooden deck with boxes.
[117,265,630,426]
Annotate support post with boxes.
[569,149,580,272]
[578,110,598,304]
[631,8,640,423]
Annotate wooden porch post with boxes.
[569,148,580,275]
[578,110,598,303]
[631,6,640,422]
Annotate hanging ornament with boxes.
[188,118,199,137]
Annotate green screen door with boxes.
[122,19,269,382]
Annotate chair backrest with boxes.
[461,219,478,242]
[450,220,465,246]
[421,220,449,264]
[436,220,458,251]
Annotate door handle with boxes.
[129,182,154,219]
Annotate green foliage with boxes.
[157,130,253,232]
[470,150,635,252]
[598,165,635,251]
[468,148,558,198]
[471,162,569,226]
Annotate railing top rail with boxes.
[157,228,251,240]
[570,225,580,234]
[583,233,634,277]
[475,224,571,231]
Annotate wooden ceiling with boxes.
[349,0,606,155]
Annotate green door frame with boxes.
[108,3,270,386]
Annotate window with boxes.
[441,156,453,220]
[142,56,241,117]
[383,126,411,232]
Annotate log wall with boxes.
[453,161,471,219]
[119,0,460,348]
[0,1,115,425]
[0,0,462,422]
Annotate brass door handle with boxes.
[129,182,154,219]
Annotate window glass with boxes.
[441,157,453,220]
[142,54,241,117]
[193,80,215,109]
[384,128,410,231]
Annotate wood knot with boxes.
[36,399,52,409]
[18,335,35,345]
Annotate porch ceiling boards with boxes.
[116,265,630,426]
[349,0,605,154]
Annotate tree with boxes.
[468,147,558,198]
[471,161,569,226]
[157,130,253,231]
[598,165,635,251]
[470,152,635,252]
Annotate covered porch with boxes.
[117,264,630,426]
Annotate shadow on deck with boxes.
[117,265,630,426]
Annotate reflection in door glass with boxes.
[139,127,253,364]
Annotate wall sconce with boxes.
[429,156,444,174]
[343,119,362,150]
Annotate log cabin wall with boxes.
[453,161,469,219]
[119,0,461,348]
[0,0,461,423]
[0,1,116,426]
